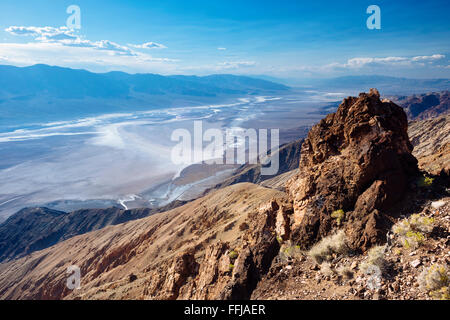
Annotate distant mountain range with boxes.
[2,65,449,128]
[254,75,450,95]
[0,64,289,126]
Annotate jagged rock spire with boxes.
[286,89,419,252]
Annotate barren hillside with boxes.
[0,183,286,299]
[409,114,450,175]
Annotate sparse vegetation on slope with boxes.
[392,214,435,249]
[418,264,450,300]
[360,245,388,275]
[308,230,350,264]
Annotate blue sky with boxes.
[0,0,449,78]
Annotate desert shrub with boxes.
[279,243,303,263]
[320,262,336,277]
[229,264,235,271]
[337,265,354,279]
[276,236,283,244]
[282,246,292,256]
[228,250,238,260]
[418,264,450,300]
[308,230,350,264]
[417,176,434,187]
[331,209,345,226]
[408,214,435,233]
[392,214,435,249]
[360,245,388,275]
[129,274,137,283]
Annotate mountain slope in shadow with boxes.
[0,200,185,263]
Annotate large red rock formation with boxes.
[286,89,419,251]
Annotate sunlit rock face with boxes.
[286,89,419,252]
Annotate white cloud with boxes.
[326,54,446,69]
[411,54,445,61]
[130,42,167,49]
[5,26,169,57]
[1,25,178,72]
[217,61,256,69]
[217,47,227,51]
[0,42,178,74]
[6,26,61,36]
[6,26,78,41]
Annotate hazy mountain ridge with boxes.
[285,75,450,94]
[307,90,449,121]
[0,64,289,126]
[0,64,289,99]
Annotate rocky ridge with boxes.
[409,114,450,175]
[0,201,185,263]
[394,91,449,120]
[0,183,286,299]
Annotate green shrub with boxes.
[228,250,238,260]
[417,176,434,187]
[404,231,425,248]
[229,264,235,271]
[393,214,435,249]
[331,209,345,226]
[418,264,450,300]
[308,230,349,264]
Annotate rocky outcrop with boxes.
[286,89,419,252]
[143,199,284,300]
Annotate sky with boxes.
[0,0,449,79]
